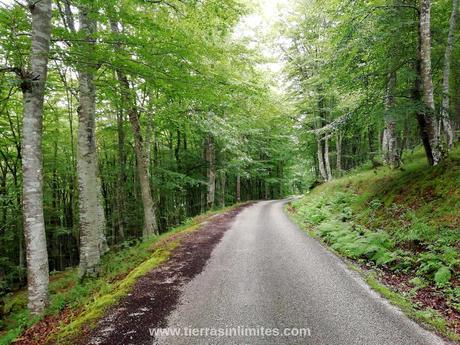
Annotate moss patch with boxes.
[54,243,176,343]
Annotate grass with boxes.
[53,241,177,344]
[288,146,460,341]
[0,204,243,345]
[365,274,459,340]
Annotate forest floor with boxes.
[0,204,250,345]
[288,146,460,342]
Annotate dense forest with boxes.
[0,0,299,315]
[282,0,460,177]
[0,0,459,342]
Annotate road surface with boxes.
[154,200,447,345]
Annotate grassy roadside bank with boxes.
[0,203,246,345]
[287,147,460,342]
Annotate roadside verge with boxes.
[5,203,250,345]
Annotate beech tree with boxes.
[57,0,108,278]
[382,72,398,168]
[108,13,159,238]
[20,0,52,315]
[76,2,108,277]
[419,0,442,165]
[440,0,458,147]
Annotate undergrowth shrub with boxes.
[295,189,458,287]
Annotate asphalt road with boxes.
[154,200,448,345]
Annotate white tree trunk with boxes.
[205,136,216,209]
[420,0,435,111]
[21,0,52,315]
[382,72,399,168]
[76,4,107,278]
[440,0,458,147]
[420,0,442,165]
[145,106,154,175]
[316,137,328,181]
[324,137,332,181]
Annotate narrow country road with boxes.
[155,200,447,345]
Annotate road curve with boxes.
[154,200,448,345]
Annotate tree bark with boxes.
[336,132,342,172]
[419,0,442,165]
[220,170,226,207]
[205,136,216,209]
[120,76,158,237]
[316,137,329,181]
[145,106,154,175]
[75,3,108,278]
[440,0,458,147]
[21,0,52,315]
[382,72,399,168]
[316,137,327,181]
[324,137,332,181]
[316,90,331,181]
[115,105,126,243]
[236,174,241,202]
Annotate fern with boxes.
[434,266,451,287]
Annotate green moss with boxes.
[2,291,27,316]
[366,274,414,312]
[54,244,175,343]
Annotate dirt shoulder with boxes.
[9,204,250,345]
[75,203,250,345]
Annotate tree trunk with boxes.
[76,3,107,278]
[264,181,269,200]
[145,107,154,175]
[419,0,442,165]
[324,137,332,181]
[316,90,331,181]
[440,0,458,147]
[316,137,328,181]
[111,21,158,237]
[21,0,52,315]
[336,132,342,172]
[120,75,158,237]
[236,174,241,202]
[205,136,216,209]
[382,72,399,168]
[116,105,126,243]
[220,171,226,207]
